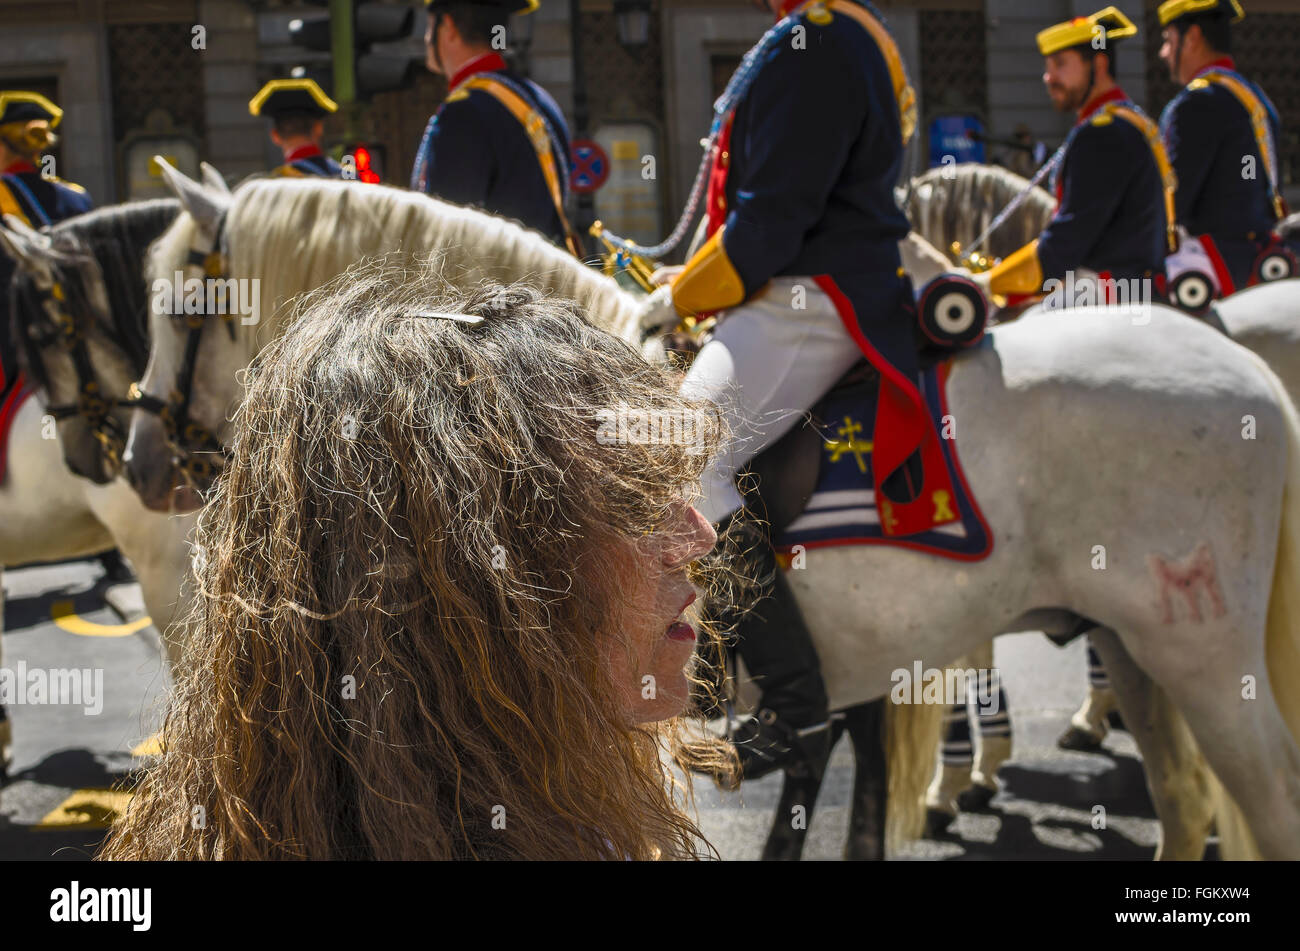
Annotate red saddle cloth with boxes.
[774,361,993,561]
[0,366,32,484]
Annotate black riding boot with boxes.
[712,515,832,784]
[98,549,134,585]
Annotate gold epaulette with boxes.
[1091,113,1114,126]
[805,1,833,25]
[52,177,87,193]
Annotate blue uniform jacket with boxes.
[1039,91,1170,283]
[411,54,572,246]
[719,1,911,299]
[1,166,94,418]
[1159,61,1283,288]
[274,153,344,178]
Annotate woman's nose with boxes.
[662,503,717,567]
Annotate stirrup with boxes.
[723,707,833,785]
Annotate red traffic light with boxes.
[344,143,384,184]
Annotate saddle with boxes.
[745,356,993,562]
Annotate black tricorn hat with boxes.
[248,79,339,120]
[0,91,62,127]
[425,0,539,13]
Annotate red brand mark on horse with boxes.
[1148,542,1227,624]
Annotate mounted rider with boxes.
[0,93,129,582]
[0,90,94,457]
[248,79,346,178]
[411,0,581,255]
[979,8,1175,308]
[653,0,930,780]
[1157,0,1292,295]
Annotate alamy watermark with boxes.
[0,662,104,715]
[595,404,711,454]
[1041,270,1155,325]
[150,272,260,325]
[890,661,1001,716]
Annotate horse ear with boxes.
[0,214,56,273]
[200,161,231,195]
[153,155,230,233]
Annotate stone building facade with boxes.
[0,0,1296,257]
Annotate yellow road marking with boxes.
[50,601,152,637]
[131,733,164,757]
[37,787,132,830]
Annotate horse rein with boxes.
[20,268,137,470]
[127,211,233,488]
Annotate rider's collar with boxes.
[449,52,508,93]
[775,0,804,19]
[1194,56,1237,78]
[1076,86,1128,125]
[2,159,36,174]
[283,143,323,163]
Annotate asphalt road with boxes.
[1,559,168,860]
[1,559,1168,860]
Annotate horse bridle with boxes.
[21,267,138,470]
[128,211,233,487]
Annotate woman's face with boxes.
[607,500,717,724]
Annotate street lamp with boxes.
[613,0,652,48]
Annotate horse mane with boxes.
[902,163,1056,262]
[1279,211,1300,241]
[44,198,180,373]
[150,178,642,348]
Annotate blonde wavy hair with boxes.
[100,268,734,860]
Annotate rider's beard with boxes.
[1047,78,1088,114]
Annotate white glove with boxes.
[637,285,680,337]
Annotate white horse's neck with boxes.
[219,179,643,347]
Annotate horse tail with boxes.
[884,675,950,852]
[1209,350,1300,859]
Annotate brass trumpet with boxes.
[950,241,995,274]
[590,220,659,294]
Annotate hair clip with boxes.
[409,311,484,325]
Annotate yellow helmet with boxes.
[1037,6,1138,57]
[1158,0,1245,28]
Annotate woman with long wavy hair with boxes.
[100,271,733,860]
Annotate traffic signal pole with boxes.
[330,0,360,142]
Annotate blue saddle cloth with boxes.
[774,363,993,560]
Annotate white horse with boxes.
[904,163,1300,814]
[116,168,1300,860]
[0,202,199,777]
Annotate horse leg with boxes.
[1086,628,1213,860]
[845,699,887,860]
[761,715,843,861]
[965,663,1012,811]
[1058,633,1118,751]
[1157,651,1300,860]
[924,701,970,834]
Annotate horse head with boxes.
[2,205,171,483]
[122,157,235,512]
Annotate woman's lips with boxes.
[666,621,697,642]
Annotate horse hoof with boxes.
[956,784,996,812]
[924,807,956,838]
[1057,725,1105,752]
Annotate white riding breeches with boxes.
[680,277,864,523]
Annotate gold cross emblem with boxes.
[825,415,873,473]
